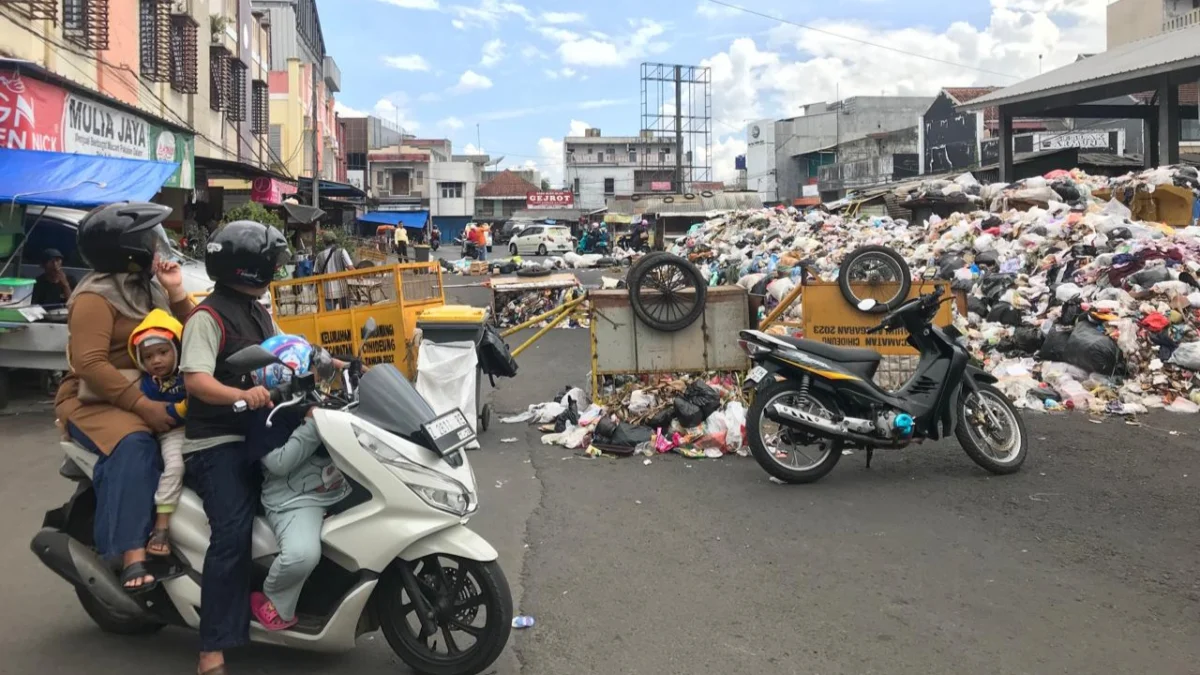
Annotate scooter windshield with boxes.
[354,364,438,438]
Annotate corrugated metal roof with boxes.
[962,25,1200,110]
[511,208,584,221]
[608,192,763,216]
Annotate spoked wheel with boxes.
[628,254,707,332]
[747,381,843,483]
[838,245,911,313]
[955,383,1028,475]
[378,555,513,675]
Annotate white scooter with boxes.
[31,320,512,675]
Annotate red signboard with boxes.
[650,181,672,192]
[251,177,298,205]
[525,191,575,209]
[0,70,66,152]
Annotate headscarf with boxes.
[69,271,170,320]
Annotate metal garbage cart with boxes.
[416,305,493,433]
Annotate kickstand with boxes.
[865,448,874,469]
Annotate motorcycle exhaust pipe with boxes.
[767,404,891,446]
[30,528,149,620]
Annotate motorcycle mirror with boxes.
[226,345,282,375]
[857,298,877,311]
[361,317,378,341]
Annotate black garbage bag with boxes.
[936,255,965,280]
[594,416,619,440]
[1127,266,1171,289]
[1013,326,1045,354]
[979,273,1016,303]
[673,397,704,429]
[1051,180,1081,202]
[1058,298,1085,326]
[609,423,653,448]
[477,324,519,380]
[1039,325,1072,362]
[967,296,989,317]
[986,302,1024,327]
[498,262,517,274]
[553,397,579,433]
[683,381,721,419]
[974,250,999,268]
[645,408,674,431]
[1064,322,1121,375]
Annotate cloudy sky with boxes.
[325,0,1109,187]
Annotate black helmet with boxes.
[77,202,173,274]
[205,220,289,287]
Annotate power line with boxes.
[703,0,1020,80]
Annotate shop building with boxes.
[563,128,681,212]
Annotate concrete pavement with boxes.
[2,285,1199,674]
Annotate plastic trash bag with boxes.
[628,389,656,414]
[673,398,704,429]
[1169,341,1200,370]
[1064,323,1121,375]
[683,381,722,419]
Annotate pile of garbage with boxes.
[503,375,750,458]
[493,285,587,329]
[439,251,631,276]
[657,164,1200,414]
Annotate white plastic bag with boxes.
[1169,342,1200,370]
[628,389,656,414]
[724,402,747,449]
[416,340,480,448]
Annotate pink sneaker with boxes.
[251,591,297,631]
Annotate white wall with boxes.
[428,160,479,217]
[745,119,777,203]
[568,165,636,211]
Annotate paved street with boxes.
[3,283,1199,674]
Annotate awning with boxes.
[0,148,178,208]
[299,177,367,199]
[359,210,429,229]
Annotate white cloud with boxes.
[521,43,549,60]
[334,101,367,117]
[696,1,739,19]
[577,98,627,110]
[372,94,421,133]
[541,11,585,24]
[377,0,440,9]
[452,70,494,93]
[480,39,506,67]
[543,67,577,80]
[530,120,591,188]
[462,143,487,155]
[542,18,669,68]
[451,19,466,29]
[438,116,465,129]
[699,0,1106,128]
[567,119,591,137]
[450,0,530,27]
[382,54,431,71]
[706,135,749,183]
[418,92,442,103]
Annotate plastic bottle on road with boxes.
[512,615,535,629]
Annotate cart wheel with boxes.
[480,403,492,433]
[0,369,9,411]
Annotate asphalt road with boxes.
[3,279,1199,674]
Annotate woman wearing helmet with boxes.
[55,202,192,593]
[177,219,288,675]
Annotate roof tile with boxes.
[477,170,541,198]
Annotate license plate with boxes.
[747,365,768,384]
[426,410,470,439]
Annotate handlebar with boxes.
[866,289,948,334]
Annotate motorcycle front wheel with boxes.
[747,381,843,483]
[377,555,513,675]
[955,383,1028,475]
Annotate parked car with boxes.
[508,225,574,256]
[497,219,531,245]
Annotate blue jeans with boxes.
[185,442,259,652]
[476,245,488,261]
[67,424,161,558]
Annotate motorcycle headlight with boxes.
[354,425,476,516]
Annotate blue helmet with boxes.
[252,334,314,390]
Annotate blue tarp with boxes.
[359,210,429,229]
[0,148,179,208]
[432,216,471,244]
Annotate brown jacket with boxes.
[55,292,195,455]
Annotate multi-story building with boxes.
[342,115,406,193]
[366,138,483,240]
[744,119,778,204]
[0,0,274,226]
[255,0,341,183]
[773,97,934,205]
[563,128,679,212]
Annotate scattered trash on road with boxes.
[512,616,535,629]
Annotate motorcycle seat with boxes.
[778,336,881,364]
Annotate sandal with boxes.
[120,561,158,592]
[199,667,229,675]
[146,528,171,557]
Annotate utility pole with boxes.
[476,123,482,152]
[311,59,321,208]
[674,65,683,193]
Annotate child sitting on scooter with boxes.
[247,335,350,631]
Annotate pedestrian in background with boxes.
[393,225,409,262]
[314,231,352,310]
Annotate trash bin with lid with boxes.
[416,305,492,433]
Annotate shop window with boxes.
[169,14,199,94]
[251,80,269,135]
[139,0,170,82]
[439,182,463,199]
[63,0,109,50]
[226,60,247,122]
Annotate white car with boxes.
[508,225,574,256]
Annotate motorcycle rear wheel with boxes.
[748,381,843,484]
[378,555,513,675]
